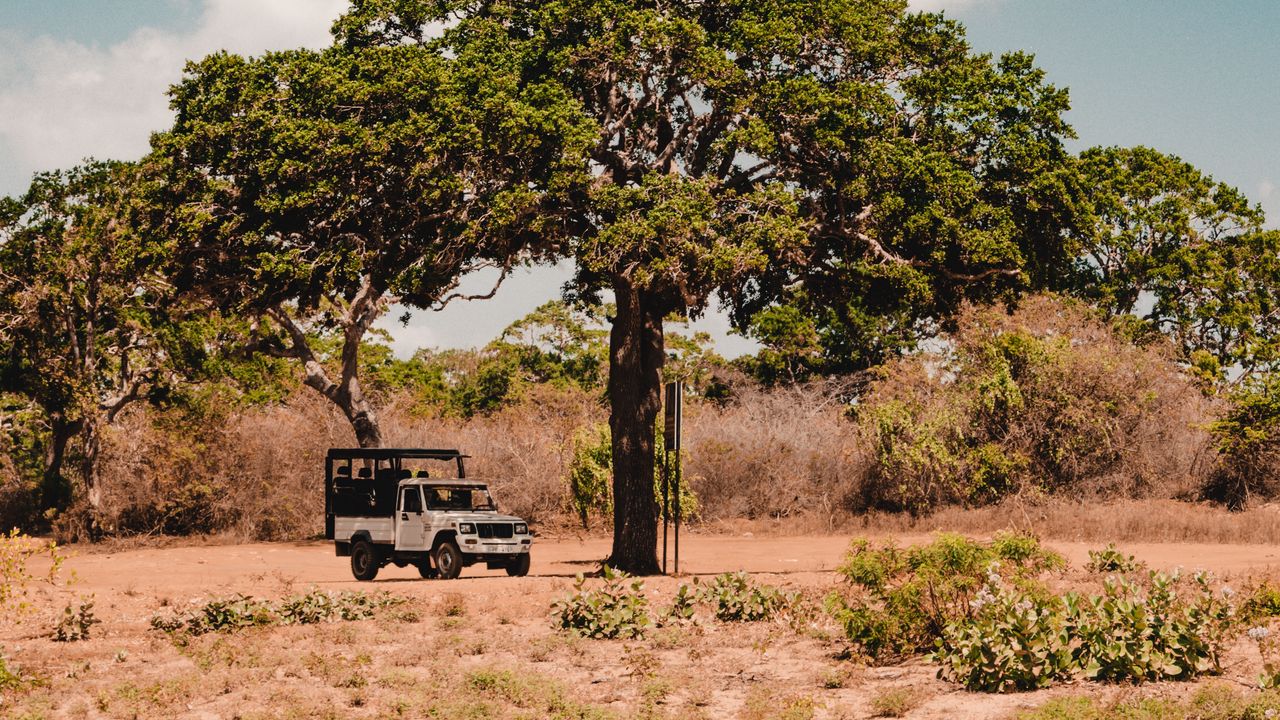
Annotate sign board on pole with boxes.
[663,381,682,451]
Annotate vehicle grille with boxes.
[477,522,514,539]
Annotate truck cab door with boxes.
[395,486,428,551]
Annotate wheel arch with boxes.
[431,530,457,552]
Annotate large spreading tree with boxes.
[153,37,591,447]
[1073,146,1279,381]
[0,161,197,521]
[336,0,1080,572]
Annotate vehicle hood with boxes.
[445,513,525,525]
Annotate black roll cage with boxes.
[324,448,469,540]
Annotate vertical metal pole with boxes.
[661,447,669,574]
[674,446,680,575]
[664,380,683,575]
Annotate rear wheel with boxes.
[350,540,380,581]
[505,553,530,577]
[435,542,463,580]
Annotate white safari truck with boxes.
[325,448,532,580]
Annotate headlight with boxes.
[514,523,528,535]
[458,522,475,534]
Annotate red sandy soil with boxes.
[5,532,1280,719]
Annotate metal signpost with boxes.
[662,381,682,574]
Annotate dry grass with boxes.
[850,497,1280,545]
[57,296,1246,544]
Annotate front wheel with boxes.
[505,553,530,577]
[350,540,380,581]
[435,541,463,580]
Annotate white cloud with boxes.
[0,0,347,196]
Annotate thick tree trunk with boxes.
[343,379,383,449]
[605,278,665,575]
[81,418,103,515]
[40,413,77,513]
[298,354,383,449]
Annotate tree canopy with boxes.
[0,161,199,520]
[1073,146,1279,382]
[333,0,1082,571]
[152,39,592,446]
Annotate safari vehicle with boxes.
[325,448,532,581]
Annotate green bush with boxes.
[149,588,403,636]
[552,567,650,639]
[53,597,100,642]
[852,297,1212,514]
[659,583,698,625]
[933,570,1073,692]
[699,572,793,622]
[1241,581,1280,623]
[1065,570,1235,683]
[1085,543,1143,574]
[826,532,1063,661]
[565,422,699,529]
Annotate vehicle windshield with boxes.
[425,486,495,512]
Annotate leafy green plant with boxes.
[699,572,793,622]
[53,597,100,642]
[149,589,402,636]
[1085,544,1143,574]
[566,422,699,529]
[827,532,1063,661]
[552,567,650,639]
[0,529,68,616]
[1241,581,1280,623]
[1246,624,1280,689]
[1065,570,1235,683]
[659,583,698,625]
[277,589,401,625]
[0,648,38,693]
[933,569,1073,692]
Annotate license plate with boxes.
[485,544,516,553]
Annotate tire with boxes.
[435,541,463,580]
[505,553,530,577]
[417,561,438,579]
[350,540,381,581]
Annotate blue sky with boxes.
[1,0,1276,356]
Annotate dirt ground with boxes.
[5,531,1280,719]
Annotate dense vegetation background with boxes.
[2,0,1279,552]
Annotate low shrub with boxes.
[53,597,100,642]
[552,567,650,639]
[1242,581,1280,623]
[1247,625,1280,689]
[1085,543,1143,574]
[699,572,793,622]
[826,532,1063,661]
[933,568,1073,692]
[0,528,67,616]
[659,583,698,625]
[1065,570,1235,683]
[149,589,403,636]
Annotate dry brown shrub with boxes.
[89,384,599,540]
[851,295,1220,513]
[71,295,1227,540]
[380,384,602,523]
[684,379,860,523]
